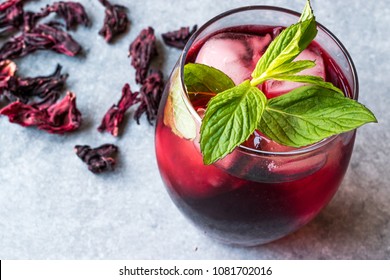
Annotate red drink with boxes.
[155,6,358,246]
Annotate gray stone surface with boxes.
[0,0,388,259]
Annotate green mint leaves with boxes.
[164,68,197,140]
[259,86,376,147]
[183,0,377,164]
[251,1,317,85]
[184,63,235,94]
[200,81,266,165]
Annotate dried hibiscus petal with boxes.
[0,23,82,60]
[4,64,67,104]
[0,59,17,91]
[45,1,90,30]
[24,1,89,32]
[98,0,129,43]
[0,0,24,36]
[162,25,197,49]
[0,100,46,126]
[0,92,82,134]
[39,92,81,133]
[32,23,82,56]
[74,144,118,174]
[98,83,139,136]
[134,69,164,125]
[128,27,157,84]
[0,35,28,60]
[0,59,16,76]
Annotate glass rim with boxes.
[179,5,359,156]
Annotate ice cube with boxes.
[243,130,296,153]
[158,129,244,199]
[266,153,327,181]
[259,134,296,153]
[195,32,272,85]
[263,48,326,98]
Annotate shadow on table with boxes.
[247,180,390,259]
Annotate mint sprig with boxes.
[183,0,377,164]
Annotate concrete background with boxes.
[0,0,388,259]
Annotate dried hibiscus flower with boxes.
[98,83,139,136]
[40,92,81,132]
[134,69,164,125]
[0,59,17,91]
[0,100,45,126]
[74,144,118,174]
[98,0,129,43]
[43,1,89,30]
[0,92,82,134]
[0,59,16,76]
[0,23,82,60]
[3,64,68,104]
[24,1,90,32]
[0,0,24,36]
[128,27,157,84]
[162,25,197,49]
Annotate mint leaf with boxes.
[258,86,377,147]
[200,80,267,164]
[163,69,196,139]
[184,63,235,94]
[300,0,314,22]
[270,74,344,94]
[251,1,317,85]
[251,60,315,84]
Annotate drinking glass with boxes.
[155,6,358,246]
